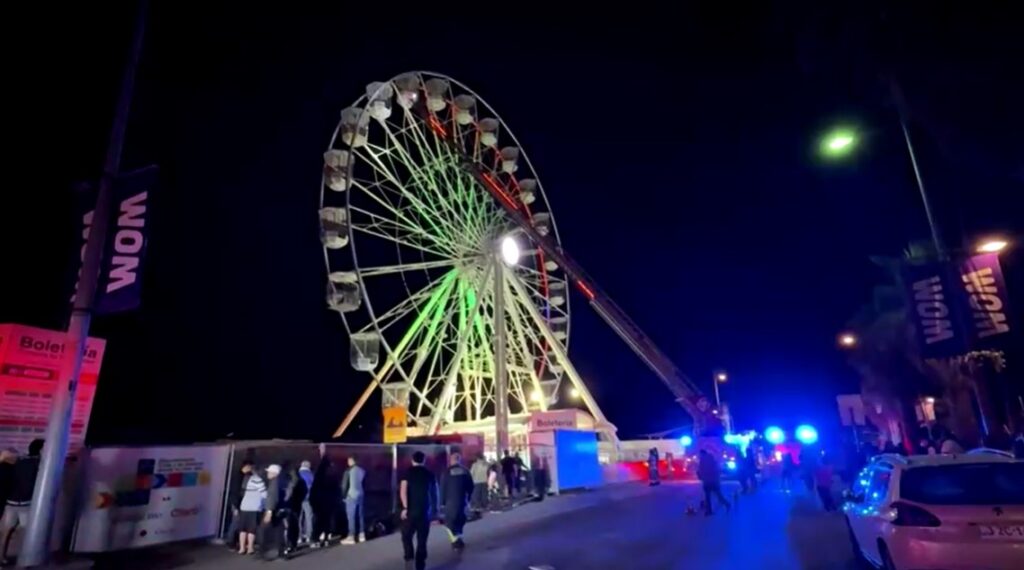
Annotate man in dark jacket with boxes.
[442,451,473,551]
[309,451,339,546]
[224,460,254,549]
[2,439,43,564]
[261,464,285,559]
[697,449,731,516]
[400,451,437,570]
[0,450,16,523]
[281,464,308,554]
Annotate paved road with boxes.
[99,481,857,570]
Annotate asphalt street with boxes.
[94,480,857,570]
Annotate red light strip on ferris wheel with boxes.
[575,279,596,301]
[480,172,520,211]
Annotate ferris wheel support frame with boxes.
[426,261,493,434]
[506,266,611,433]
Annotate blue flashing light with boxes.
[795,424,819,445]
[679,435,693,447]
[765,426,786,445]
[726,460,737,470]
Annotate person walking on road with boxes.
[814,456,836,512]
[341,456,366,544]
[697,449,730,516]
[400,451,438,570]
[236,463,266,555]
[297,460,315,545]
[469,455,489,512]
[442,451,474,551]
[1,439,42,565]
[500,450,516,497]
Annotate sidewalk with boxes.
[82,482,654,570]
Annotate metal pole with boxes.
[713,376,721,408]
[899,118,945,255]
[493,256,510,455]
[19,3,147,566]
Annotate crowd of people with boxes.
[225,445,367,559]
[224,445,546,567]
[0,439,43,567]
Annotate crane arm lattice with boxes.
[417,106,722,435]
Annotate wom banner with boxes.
[902,253,1011,358]
[72,166,157,314]
[957,253,1011,344]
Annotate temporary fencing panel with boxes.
[71,444,232,552]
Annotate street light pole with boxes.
[19,3,147,566]
[889,79,945,256]
[493,253,510,456]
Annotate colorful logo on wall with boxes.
[96,458,212,509]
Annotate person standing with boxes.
[814,456,836,512]
[1,439,42,565]
[281,464,307,554]
[512,452,526,495]
[340,456,366,544]
[500,450,516,497]
[647,448,660,487]
[297,460,315,545]
[469,455,489,512]
[0,450,17,525]
[697,449,730,516]
[227,460,255,550]
[400,451,437,570]
[310,448,339,547]
[532,455,549,501]
[442,451,473,551]
[261,464,285,560]
[236,463,266,556]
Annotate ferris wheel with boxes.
[319,72,609,439]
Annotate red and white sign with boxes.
[0,324,106,455]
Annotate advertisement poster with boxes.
[72,445,231,552]
[0,324,106,455]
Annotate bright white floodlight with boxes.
[500,235,521,266]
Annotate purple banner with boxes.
[72,166,156,314]
[902,254,1011,358]
[903,261,968,358]
[956,253,1011,345]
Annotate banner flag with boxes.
[902,253,1012,358]
[902,261,968,358]
[72,166,157,314]
[955,253,1011,346]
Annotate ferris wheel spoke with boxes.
[357,269,457,337]
[351,224,454,260]
[378,115,470,239]
[426,261,493,433]
[357,258,462,279]
[353,144,460,243]
[348,202,460,255]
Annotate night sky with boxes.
[4,4,1022,445]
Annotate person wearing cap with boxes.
[298,460,315,544]
[260,464,285,559]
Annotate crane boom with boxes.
[418,106,722,435]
